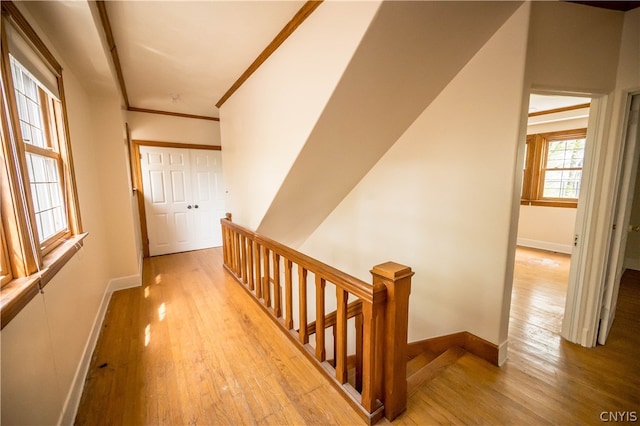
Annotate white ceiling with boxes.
[23,1,305,119]
[529,94,591,114]
[21,1,115,95]
[19,2,594,120]
[106,1,304,118]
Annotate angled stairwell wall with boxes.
[257,1,523,247]
[299,3,532,363]
[219,1,383,231]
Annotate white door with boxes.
[190,149,225,251]
[598,94,640,344]
[140,146,224,256]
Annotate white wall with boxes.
[527,2,623,94]
[1,4,139,425]
[301,4,530,348]
[219,0,383,230]
[92,95,140,278]
[517,206,577,253]
[127,110,221,146]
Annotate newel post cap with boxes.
[370,262,414,281]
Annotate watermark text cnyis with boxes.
[600,411,638,422]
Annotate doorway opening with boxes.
[509,93,592,356]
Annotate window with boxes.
[11,57,70,251]
[521,129,587,208]
[1,1,84,328]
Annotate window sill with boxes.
[520,200,578,209]
[0,232,88,329]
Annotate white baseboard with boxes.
[108,273,142,292]
[58,272,141,425]
[517,238,573,254]
[624,257,640,272]
[58,287,112,425]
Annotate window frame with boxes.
[1,1,85,329]
[0,220,11,287]
[521,128,587,209]
[16,79,72,254]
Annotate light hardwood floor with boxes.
[75,248,363,425]
[76,247,640,425]
[393,246,640,425]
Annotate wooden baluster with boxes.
[229,230,236,274]
[371,262,413,421]
[238,234,244,281]
[335,287,348,383]
[273,253,281,317]
[262,246,270,307]
[284,259,293,329]
[247,237,254,291]
[241,235,248,284]
[332,326,337,368]
[355,312,363,391]
[360,283,386,414]
[298,267,308,344]
[254,242,262,299]
[221,224,227,265]
[315,276,326,361]
[226,227,233,270]
[234,232,241,276]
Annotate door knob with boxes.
[194,205,199,209]
[187,205,192,209]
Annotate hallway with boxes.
[76,247,640,424]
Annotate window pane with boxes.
[543,170,582,199]
[10,57,47,149]
[25,153,67,242]
[546,139,585,169]
[542,136,586,200]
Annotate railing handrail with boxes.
[221,218,380,303]
[221,215,412,424]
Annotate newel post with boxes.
[371,261,413,421]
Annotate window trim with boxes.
[521,128,587,209]
[0,222,11,287]
[0,1,84,329]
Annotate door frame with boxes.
[554,89,638,347]
[131,140,222,257]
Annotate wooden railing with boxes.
[221,214,413,424]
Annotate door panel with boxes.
[152,213,170,247]
[149,171,166,203]
[599,94,640,344]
